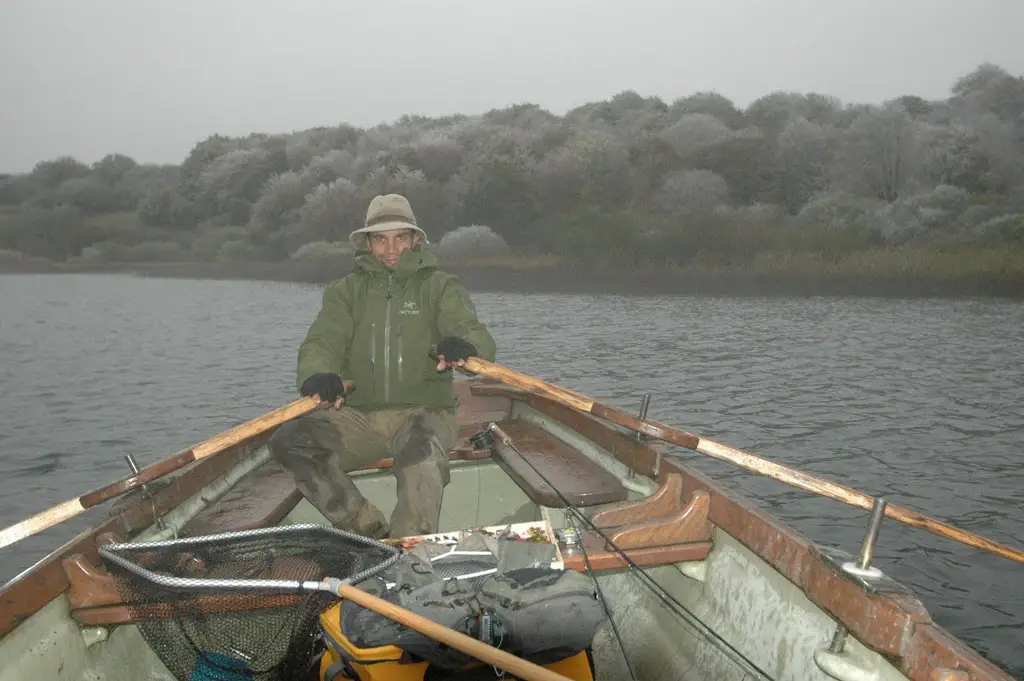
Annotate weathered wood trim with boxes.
[901,624,1013,681]
[70,594,308,626]
[473,385,1014,681]
[563,472,714,568]
[63,555,123,609]
[562,542,712,572]
[602,488,713,550]
[0,433,272,638]
[590,472,686,528]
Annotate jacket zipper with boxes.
[397,325,404,385]
[383,272,395,405]
[370,321,376,390]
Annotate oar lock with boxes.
[814,496,889,680]
[124,453,167,532]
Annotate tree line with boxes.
[1,62,1022,271]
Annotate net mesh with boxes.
[98,524,400,681]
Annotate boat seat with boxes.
[178,447,492,537]
[489,420,628,508]
[180,460,301,537]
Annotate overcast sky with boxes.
[2,0,1022,173]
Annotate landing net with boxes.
[98,523,401,681]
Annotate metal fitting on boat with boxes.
[840,496,888,582]
[627,394,652,480]
[815,497,889,681]
[556,527,581,550]
[813,649,881,681]
[80,626,108,648]
[125,453,166,531]
[930,669,970,681]
[634,394,651,443]
[124,454,148,494]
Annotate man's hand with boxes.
[435,337,478,372]
[300,373,347,409]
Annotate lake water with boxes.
[0,273,1021,675]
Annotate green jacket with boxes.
[295,246,497,412]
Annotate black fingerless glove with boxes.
[300,373,346,401]
[436,337,478,363]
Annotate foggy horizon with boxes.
[2,0,1023,173]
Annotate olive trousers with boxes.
[268,406,457,539]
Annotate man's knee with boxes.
[269,417,339,478]
[268,419,305,462]
[392,409,455,465]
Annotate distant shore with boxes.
[3,254,1023,299]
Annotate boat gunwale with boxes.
[472,383,1016,681]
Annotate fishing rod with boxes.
[480,422,774,681]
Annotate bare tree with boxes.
[833,103,918,202]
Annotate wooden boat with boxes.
[0,370,1017,681]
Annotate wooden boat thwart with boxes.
[0,377,1015,681]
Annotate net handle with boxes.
[326,579,574,681]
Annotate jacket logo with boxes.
[399,301,420,315]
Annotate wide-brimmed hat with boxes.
[349,193,429,249]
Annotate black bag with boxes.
[338,533,607,670]
[477,567,607,664]
[340,575,480,670]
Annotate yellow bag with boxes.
[318,599,595,681]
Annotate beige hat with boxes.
[349,193,429,249]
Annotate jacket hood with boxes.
[353,246,438,279]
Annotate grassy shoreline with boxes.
[2,249,1022,299]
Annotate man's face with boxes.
[367,228,417,268]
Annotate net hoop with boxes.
[98,523,402,592]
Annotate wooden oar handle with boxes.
[464,358,595,412]
[0,380,355,550]
[335,583,573,681]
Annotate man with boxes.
[269,193,496,539]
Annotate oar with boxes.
[461,357,1024,565]
[0,383,354,550]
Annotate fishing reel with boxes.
[469,427,496,451]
